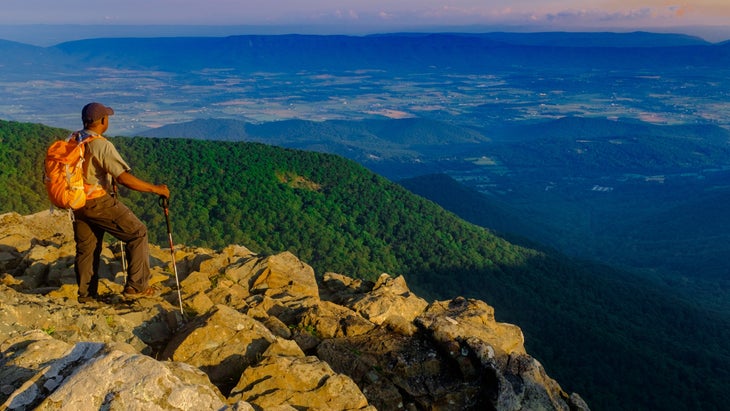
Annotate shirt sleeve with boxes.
[91,138,131,178]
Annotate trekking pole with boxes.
[159,196,184,316]
[112,179,128,283]
[119,241,127,282]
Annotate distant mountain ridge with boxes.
[0,32,715,74]
[140,117,489,164]
[1,31,728,135]
[0,39,72,76]
[375,31,712,47]
[139,116,730,176]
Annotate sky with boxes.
[1,0,730,43]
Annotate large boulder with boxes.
[229,342,375,410]
[297,300,376,339]
[161,304,277,393]
[350,273,429,333]
[1,337,227,410]
[225,251,319,299]
[416,296,526,361]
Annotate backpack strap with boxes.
[69,129,103,144]
[70,130,107,200]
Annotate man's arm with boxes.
[116,171,170,198]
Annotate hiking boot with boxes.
[123,286,158,299]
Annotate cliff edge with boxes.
[0,211,589,410]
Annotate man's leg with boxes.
[117,214,151,292]
[101,198,152,292]
[77,195,153,293]
[73,218,103,300]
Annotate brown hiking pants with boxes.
[73,194,151,297]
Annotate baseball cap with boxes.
[82,102,114,124]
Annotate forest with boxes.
[146,116,730,317]
[1,119,729,410]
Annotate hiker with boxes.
[72,102,170,303]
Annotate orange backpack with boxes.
[43,134,101,210]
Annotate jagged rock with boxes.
[300,300,377,339]
[351,273,428,333]
[0,330,77,404]
[321,271,373,298]
[230,251,320,301]
[1,337,228,410]
[317,328,477,410]
[42,351,227,410]
[180,270,213,295]
[0,273,23,286]
[0,212,76,285]
[0,212,73,255]
[415,297,589,411]
[161,304,278,392]
[179,270,217,315]
[0,211,589,410]
[229,343,374,411]
[262,315,292,339]
[242,256,322,326]
[192,244,255,277]
[315,296,589,410]
[0,284,177,355]
[207,279,250,310]
[416,296,526,361]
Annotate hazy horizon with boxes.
[3,0,730,45]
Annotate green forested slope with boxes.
[0,121,67,214]
[2,120,729,411]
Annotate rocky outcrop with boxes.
[0,211,589,410]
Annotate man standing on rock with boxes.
[72,102,170,303]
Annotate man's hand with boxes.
[156,184,170,199]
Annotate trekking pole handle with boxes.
[158,195,169,210]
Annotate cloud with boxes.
[334,9,360,20]
[670,5,691,18]
[378,11,396,20]
[506,4,712,29]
